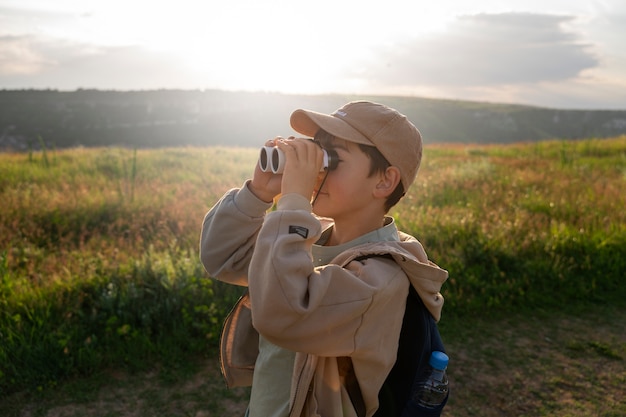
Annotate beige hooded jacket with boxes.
[200,183,448,417]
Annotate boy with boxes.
[200,101,448,417]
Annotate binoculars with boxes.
[259,146,339,174]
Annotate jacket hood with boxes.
[331,231,448,321]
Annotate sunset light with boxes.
[1,0,625,109]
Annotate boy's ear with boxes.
[374,166,401,198]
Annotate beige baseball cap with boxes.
[290,100,422,191]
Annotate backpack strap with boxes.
[339,356,367,417]
[350,254,447,417]
[376,287,446,415]
[374,286,441,416]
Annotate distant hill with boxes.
[1,89,625,151]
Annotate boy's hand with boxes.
[277,138,325,200]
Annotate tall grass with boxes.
[393,137,626,313]
[1,138,625,396]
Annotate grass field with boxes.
[1,137,625,415]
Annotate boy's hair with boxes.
[315,129,405,212]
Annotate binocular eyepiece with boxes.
[259,146,339,174]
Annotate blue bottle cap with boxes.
[429,351,449,370]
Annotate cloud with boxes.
[0,35,189,89]
[0,35,54,75]
[1,6,621,109]
[353,12,599,88]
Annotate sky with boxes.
[1,0,625,109]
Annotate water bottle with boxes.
[401,351,449,416]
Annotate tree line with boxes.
[2,89,625,151]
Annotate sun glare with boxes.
[12,0,463,92]
[72,1,340,91]
[62,0,461,93]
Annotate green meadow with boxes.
[1,137,625,416]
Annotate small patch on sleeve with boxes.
[288,225,309,239]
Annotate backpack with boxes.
[373,285,449,417]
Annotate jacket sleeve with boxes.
[199,181,273,286]
[248,193,409,357]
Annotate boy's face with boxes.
[312,137,381,221]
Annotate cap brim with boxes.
[290,109,374,146]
